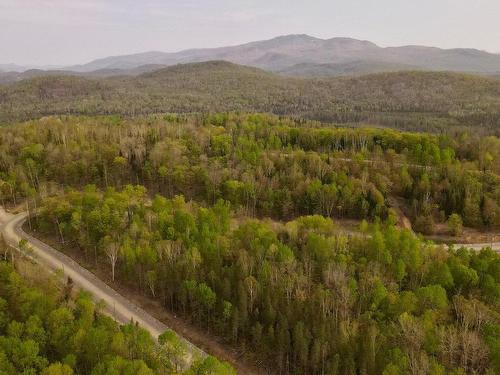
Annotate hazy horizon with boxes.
[1,0,500,67]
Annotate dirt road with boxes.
[453,241,500,252]
[0,208,205,364]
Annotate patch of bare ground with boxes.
[386,197,500,244]
[24,222,268,375]
[426,222,500,245]
[387,196,413,230]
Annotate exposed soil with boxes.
[426,222,500,245]
[386,196,500,245]
[24,222,268,375]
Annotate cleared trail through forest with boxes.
[0,207,205,367]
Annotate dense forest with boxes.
[1,62,500,135]
[0,113,499,374]
[29,185,500,374]
[0,255,234,374]
[1,114,499,234]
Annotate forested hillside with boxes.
[0,257,234,374]
[1,113,499,374]
[1,62,499,135]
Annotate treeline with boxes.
[0,257,234,374]
[1,114,499,233]
[33,186,500,374]
[1,62,500,135]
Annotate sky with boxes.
[1,0,499,67]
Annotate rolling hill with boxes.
[1,61,499,134]
[277,60,421,77]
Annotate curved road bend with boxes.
[0,208,205,363]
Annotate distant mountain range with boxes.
[2,34,500,83]
[65,34,500,74]
[0,63,63,73]
[0,63,28,72]
[0,64,164,84]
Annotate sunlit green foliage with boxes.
[32,186,500,374]
[0,262,233,374]
[1,114,499,233]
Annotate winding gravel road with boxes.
[0,208,204,364]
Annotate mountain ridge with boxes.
[64,34,500,75]
[3,34,500,80]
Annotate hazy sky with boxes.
[1,0,499,66]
